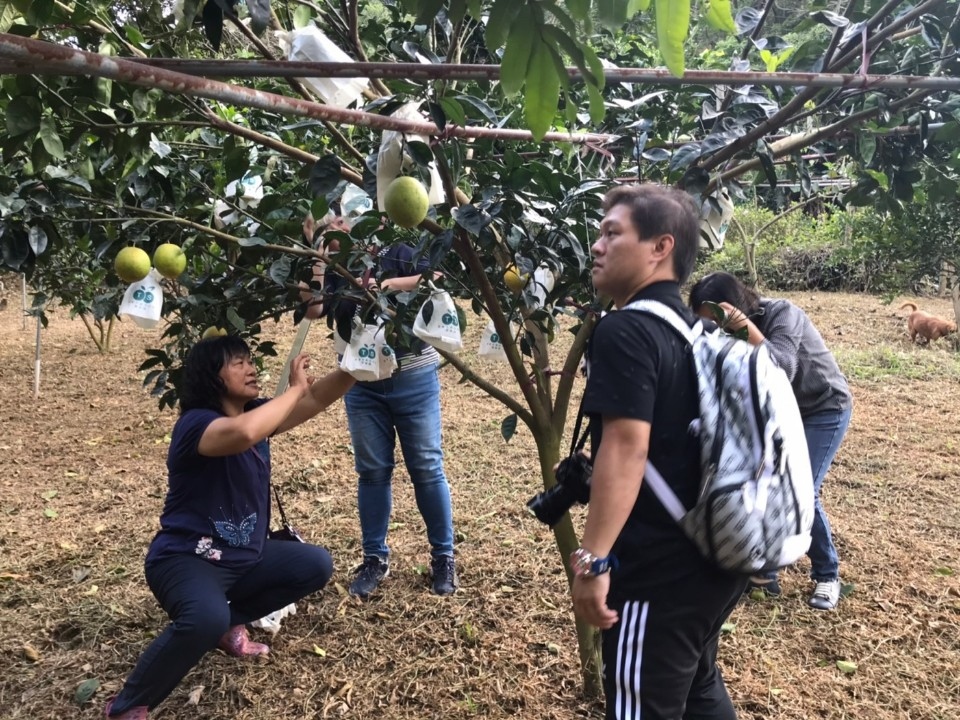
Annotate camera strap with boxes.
[272,485,293,528]
[569,399,591,457]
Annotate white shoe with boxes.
[808,579,841,610]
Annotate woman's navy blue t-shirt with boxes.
[145,399,271,569]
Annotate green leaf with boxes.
[499,6,538,97]
[309,155,343,197]
[75,678,100,705]
[597,0,630,29]
[864,169,888,190]
[37,116,64,160]
[858,135,877,165]
[656,0,690,77]
[836,660,857,674]
[525,38,561,141]
[44,508,58,519]
[6,95,41,136]
[933,566,954,577]
[448,0,467,24]
[405,140,434,167]
[176,0,203,32]
[226,307,244,331]
[586,82,605,124]
[540,0,577,35]
[567,0,590,22]
[438,97,466,128]
[486,0,522,50]
[292,4,312,28]
[501,413,518,442]
[703,0,737,34]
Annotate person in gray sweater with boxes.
[689,272,853,610]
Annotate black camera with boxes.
[527,453,593,527]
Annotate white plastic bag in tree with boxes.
[213,174,263,234]
[377,102,445,210]
[528,265,556,310]
[275,25,369,108]
[699,188,734,251]
[479,319,510,362]
[412,285,462,352]
[340,321,396,382]
[119,269,164,329]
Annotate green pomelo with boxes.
[114,246,151,283]
[384,176,429,229]
[153,243,187,279]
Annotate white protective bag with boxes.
[412,285,463,352]
[377,102,445,210]
[478,319,510,362]
[275,25,369,108]
[119,269,163,329]
[340,321,397,382]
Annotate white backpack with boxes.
[624,300,815,574]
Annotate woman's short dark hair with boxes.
[602,184,701,284]
[179,335,252,414]
[688,271,761,316]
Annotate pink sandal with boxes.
[217,624,270,658]
[105,697,149,720]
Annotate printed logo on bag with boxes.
[357,344,376,362]
[381,346,393,356]
[132,285,155,303]
[441,312,459,327]
[490,332,499,343]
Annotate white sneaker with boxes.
[808,579,841,610]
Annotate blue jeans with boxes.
[344,364,454,560]
[110,541,333,714]
[762,404,852,583]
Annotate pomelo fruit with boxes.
[114,247,151,283]
[153,243,187,280]
[383,176,429,228]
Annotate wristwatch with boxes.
[570,547,617,577]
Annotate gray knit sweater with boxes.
[754,299,852,417]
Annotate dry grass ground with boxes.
[0,287,958,720]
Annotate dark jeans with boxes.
[602,566,747,720]
[759,404,852,582]
[109,541,333,715]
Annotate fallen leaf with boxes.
[836,660,858,674]
[43,508,58,519]
[186,685,204,706]
[23,645,40,662]
[74,678,99,705]
[72,568,91,583]
[312,645,327,656]
[934,566,954,577]
[720,622,736,634]
[93,524,106,534]
[83,584,99,596]
[41,490,58,500]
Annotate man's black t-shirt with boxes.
[582,280,705,600]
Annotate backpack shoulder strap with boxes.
[621,299,703,521]
[622,299,704,345]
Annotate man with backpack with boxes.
[573,184,749,720]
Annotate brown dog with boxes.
[900,302,958,343]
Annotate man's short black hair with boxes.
[602,184,700,284]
